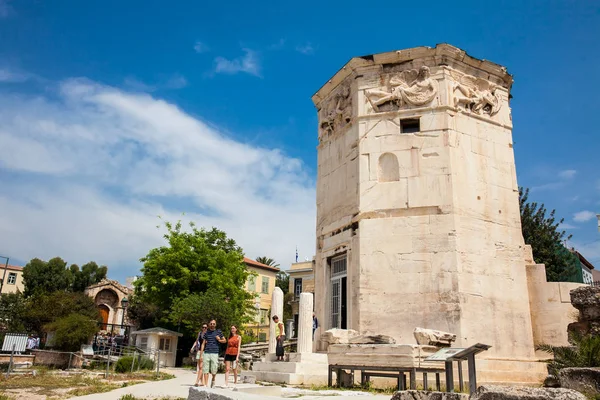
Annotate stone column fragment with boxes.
[297,292,314,353]
[268,287,284,354]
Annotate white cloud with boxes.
[268,39,286,51]
[295,43,314,55]
[0,68,30,83]
[214,49,261,77]
[573,210,596,223]
[560,223,578,230]
[194,41,209,54]
[0,78,315,281]
[558,169,577,179]
[124,73,188,92]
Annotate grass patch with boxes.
[0,368,175,399]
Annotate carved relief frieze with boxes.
[364,66,437,113]
[450,71,502,117]
[319,84,352,139]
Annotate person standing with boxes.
[191,323,207,387]
[272,315,285,361]
[312,313,319,340]
[224,325,242,387]
[201,319,227,388]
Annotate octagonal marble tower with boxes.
[312,44,547,383]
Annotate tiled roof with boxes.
[130,327,183,337]
[244,257,280,272]
[1,265,24,272]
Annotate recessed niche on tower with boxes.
[378,153,400,182]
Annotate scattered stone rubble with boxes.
[567,285,600,337]
[413,328,457,347]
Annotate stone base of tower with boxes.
[476,358,548,385]
[243,353,329,386]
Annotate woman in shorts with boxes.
[191,323,207,386]
[224,325,241,387]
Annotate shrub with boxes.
[114,355,154,373]
[44,313,98,352]
[537,333,600,375]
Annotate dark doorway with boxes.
[293,314,299,338]
[341,277,347,329]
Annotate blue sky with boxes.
[0,0,599,281]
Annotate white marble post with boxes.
[268,287,284,354]
[297,292,314,353]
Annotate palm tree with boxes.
[536,333,600,375]
[255,256,280,268]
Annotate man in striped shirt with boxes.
[201,319,227,387]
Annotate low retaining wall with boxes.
[0,354,35,364]
[31,350,83,368]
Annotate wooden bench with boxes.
[328,364,446,391]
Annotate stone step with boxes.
[252,361,329,375]
[242,370,328,386]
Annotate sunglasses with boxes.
[202,326,207,329]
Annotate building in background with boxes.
[0,264,24,295]
[287,259,315,337]
[572,250,595,285]
[244,257,280,341]
[85,279,132,333]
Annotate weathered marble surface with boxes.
[471,385,587,400]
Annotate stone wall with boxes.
[526,260,583,351]
[31,349,83,368]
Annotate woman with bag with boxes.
[273,315,285,361]
[191,323,207,386]
[224,325,242,387]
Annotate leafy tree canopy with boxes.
[0,293,27,333]
[23,291,100,335]
[519,187,580,282]
[276,271,290,295]
[168,288,253,336]
[255,257,279,268]
[23,257,108,296]
[70,262,108,292]
[133,220,253,328]
[23,257,71,297]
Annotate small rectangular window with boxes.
[140,337,148,349]
[261,277,269,294]
[400,118,420,134]
[159,338,170,351]
[294,278,303,298]
[248,275,256,292]
[7,273,16,285]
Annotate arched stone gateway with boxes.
[84,279,132,331]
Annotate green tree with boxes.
[126,294,161,330]
[0,293,27,332]
[255,257,279,268]
[70,262,108,292]
[45,313,98,352]
[23,291,100,335]
[134,220,253,326]
[168,288,252,336]
[22,257,71,297]
[276,271,290,295]
[519,187,580,282]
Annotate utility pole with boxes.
[0,256,10,295]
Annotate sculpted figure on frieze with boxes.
[451,71,502,116]
[320,85,352,137]
[365,66,437,113]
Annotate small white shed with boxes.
[131,327,183,367]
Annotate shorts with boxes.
[195,352,202,361]
[224,354,237,362]
[203,352,219,374]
